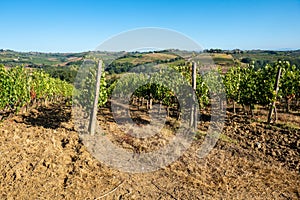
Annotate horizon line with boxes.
[1,48,300,54]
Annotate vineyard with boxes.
[103,60,300,122]
[1,59,299,119]
[0,64,73,118]
[0,53,300,199]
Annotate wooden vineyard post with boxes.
[88,60,103,135]
[267,67,281,124]
[190,62,197,130]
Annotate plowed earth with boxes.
[0,102,299,199]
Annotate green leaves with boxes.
[224,65,242,103]
[73,60,108,111]
[0,65,73,113]
[223,60,300,109]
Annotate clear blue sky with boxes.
[0,0,299,52]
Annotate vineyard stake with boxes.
[88,60,103,135]
[190,61,197,129]
[267,67,281,124]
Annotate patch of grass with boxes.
[194,131,238,144]
[275,122,300,130]
[194,130,206,140]
[219,133,238,144]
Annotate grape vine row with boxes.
[0,65,73,113]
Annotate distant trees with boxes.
[106,61,134,74]
[106,57,182,74]
[43,65,78,83]
[205,49,223,53]
[241,57,252,63]
[204,49,243,54]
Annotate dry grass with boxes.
[0,103,299,199]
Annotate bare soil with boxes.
[0,102,299,199]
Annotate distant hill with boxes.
[0,49,299,74]
[0,49,87,67]
[105,51,183,73]
[230,49,300,68]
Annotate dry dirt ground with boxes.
[0,102,299,199]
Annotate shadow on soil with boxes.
[21,103,71,129]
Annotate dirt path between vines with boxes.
[0,102,299,199]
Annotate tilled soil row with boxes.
[0,103,299,199]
